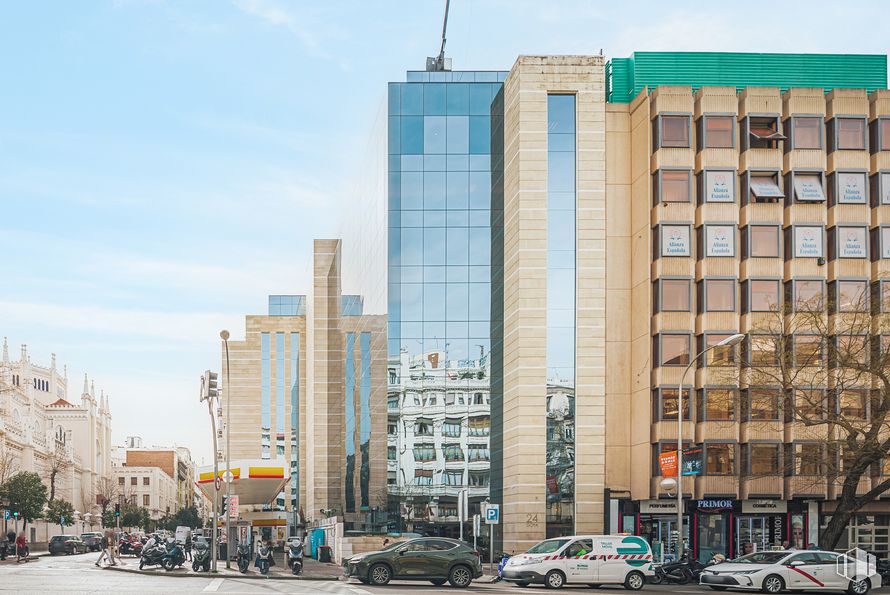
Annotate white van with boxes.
[502,534,654,590]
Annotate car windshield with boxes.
[382,541,404,551]
[527,539,570,554]
[731,552,789,564]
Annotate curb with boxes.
[105,565,340,581]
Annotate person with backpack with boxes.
[95,529,113,567]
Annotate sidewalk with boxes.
[0,551,49,565]
[106,555,342,580]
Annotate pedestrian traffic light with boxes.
[220,496,228,516]
[12,511,18,519]
[114,503,120,517]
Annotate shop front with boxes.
[692,499,733,562]
[620,499,689,562]
[735,500,787,555]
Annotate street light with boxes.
[220,329,232,570]
[200,370,220,572]
[675,332,743,561]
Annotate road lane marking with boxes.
[203,577,224,592]
[347,588,371,595]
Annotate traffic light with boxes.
[12,511,18,520]
[220,496,228,517]
[114,503,120,517]
[203,371,219,400]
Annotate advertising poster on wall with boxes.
[706,225,735,257]
[794,175,825,202]
[794,226,823,258]
[662,225,690,257]
[705,171,734,203]
[659,451,678,477]
[681,446,702,476]
[837,172,867,204]
[838,227,867,259]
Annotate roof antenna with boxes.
[426,0,452,71]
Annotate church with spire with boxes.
[0,337,113,541]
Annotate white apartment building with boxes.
[112,465,178,521]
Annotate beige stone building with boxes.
[211,239,387,544]
[112,464,177,521]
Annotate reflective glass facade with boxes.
[387,70,505,534]
[345,332,357,512]
[261,331,270,459]
[545,94,576,537]
[359,331,372,509]
[289,331,300,512]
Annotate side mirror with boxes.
[399,549,406,555]
[788,560,805,567]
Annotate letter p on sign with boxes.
[485,504,500,525]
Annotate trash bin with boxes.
[218,542,227,560]
[318,545,332,563]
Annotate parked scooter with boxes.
[237,542,252,574]
[255,541,274,575]
[139,541,167,570]
[650,552,723,585]
[491,552,511,582]
[192,537,211,572]
[287,539,303,576]
[119,538,143,557]
[162,537,185,571]
[876,558,890,586]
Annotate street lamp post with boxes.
[220,329,231,570]
[675,333,744,561]
[201,372,221,572]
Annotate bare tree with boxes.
[0,441,18,486]
[95,476,118,516]
[744,289,890,549]
[43,447,70,502]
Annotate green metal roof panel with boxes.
[606,52,887,103]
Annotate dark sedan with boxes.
[48,535,89,555]
[343,537,482,588]
[80,532,102,551]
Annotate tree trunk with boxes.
[49,471,56,502]
[820,488,860,550]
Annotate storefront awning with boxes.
[196,459,289,506]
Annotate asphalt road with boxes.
[1,552,887,594]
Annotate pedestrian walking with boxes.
[110,531,123,566]
[95,530,111,567]
[15,531,28,563]
[185,533,192,561]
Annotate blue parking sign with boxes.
[485,504,500,525]
[3,510,8,520]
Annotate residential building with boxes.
[111,464,177,521]
[385,51,890,559]
[0,339,113,542]
[114,440,196,511]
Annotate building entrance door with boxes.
[737,517,768,554]
[640,517,688,562]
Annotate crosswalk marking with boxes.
[202,577,224,592]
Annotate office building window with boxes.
[796,443,822,475]
[747,279,781,312]
[441,418,461,437]
[443,471,463,486]
[747,335,779,367]
[744,171,784,203]
[656,333,691,367]
[872,117,890,153]
[654,169,692,204]
[835,280,868,312]
[414,469,433,486]
[830,171,868,205]
[443,444,464,461]
[143,477,150,486]
[700,115,735,149]
[359,331,371,509]
[261,332,270,459]
[794,335,824,366]
[745,225,781,258]
[790,279,825,312]
[701,333,738,366]
[697,388,736,421]
[742,115,785,150]
[790,116,823,149]
[414,418,433,436]
[745,389,782,421]
[655,278,691,312]
[131,477,137,486]
[704,443,735,476]
[655,114,692,148]
[700,278,736,312]
[745,443,781,475]
[836,333,868,366]
[658,224,692,257]
[143,495,150,507]
[387,446,397,461]
[653,387,690,421]
[468,416,490,436]
[468,445,490,461]
[838,389,868,420]
[791,172,826,203]
[413,446,435,462]
[830,117,867,151]
[469,471,489,487]
[795,389,826,421]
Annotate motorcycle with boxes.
[287,541,303,576]
[255,542,273,575]
[876,558,890,586]
[650,552,723,585]
[119,538,143,557]
[491,552,511,583]
[139,542,167,570]
[237,542,252,574]
[162,538,185,571]
[192,538,211,572]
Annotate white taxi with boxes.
[699,550,880,594]
[502,534,654,590]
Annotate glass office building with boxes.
[387,70,506,535]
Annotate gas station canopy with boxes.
[196,459,289,506]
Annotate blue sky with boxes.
[1,0,887,463]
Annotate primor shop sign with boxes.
[696,499,734,513]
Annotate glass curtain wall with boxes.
[387,70,505,536]
[275,332,286,507]
[289,332,300,517]
[359,331,372,509]
[261,332,271,459]
[345,332,357,512]
[545,94,576,538]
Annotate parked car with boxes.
[343,537,482,587]
[502,534,654,590]
[80,532,102,552]
[700,550,880,594]
[48,535,89,555]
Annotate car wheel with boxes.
[545,570,566,589]
[624,571,645,591]
[368,563,392,586]
[848,578,871,595]
[431,578,447,586]
[761,574,785,594]
[448,565,473,588]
